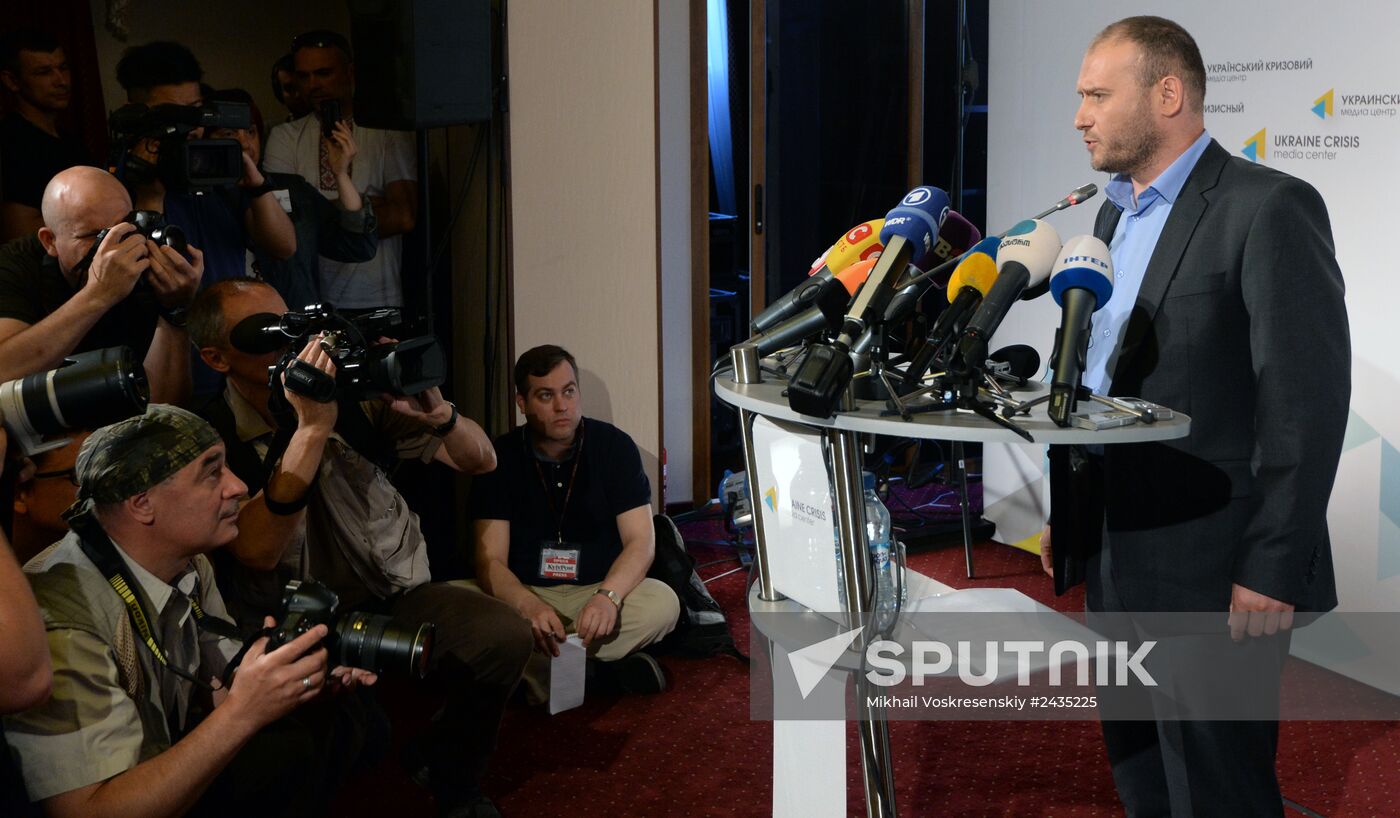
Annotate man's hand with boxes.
[576,593,620,648]
[222,617,329,728]
[328,665,378,690]
[238,150,266,189]
[325,121,358,179]
[83,223,150,308]
[383,384,453,428]
[1228,583,1295,642]
[1039,525,1053,578]
[519,595,566,657]
[145,241,203,310]
[282,335,338,432]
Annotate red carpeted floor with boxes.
[333,514,1400,817]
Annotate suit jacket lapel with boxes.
[1107,139,1228,387]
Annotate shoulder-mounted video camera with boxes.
[108,101,251,194]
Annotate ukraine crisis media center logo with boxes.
[1242,128,1266,162]
[1313,88,1334,119]
[763,486,778,513]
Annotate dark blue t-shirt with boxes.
[468,417,650,587]
[162,191,250,397]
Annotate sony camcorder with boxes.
[230,304,446,403]
[109,101,251,194]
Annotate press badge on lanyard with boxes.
[529,421,586,582]
[539,544,581,581]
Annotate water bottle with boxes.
[863,472,897,615]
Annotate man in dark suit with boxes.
[1041,16,1350,817]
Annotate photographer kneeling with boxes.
[188,278,532,818]
[1,405,371,818]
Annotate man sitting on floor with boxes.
[469,344,679,700]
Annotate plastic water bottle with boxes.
[863,472,897,615]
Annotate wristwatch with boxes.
[430,402,459,437]
[594,588,622,609]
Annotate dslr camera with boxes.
[265,579,435,678]
[109,101,251,194]
[230,304,446,403]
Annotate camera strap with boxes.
[68,511,241,694]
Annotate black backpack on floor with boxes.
[648,514,746,660]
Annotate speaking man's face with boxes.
[1074,38,1162,176]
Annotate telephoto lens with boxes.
[0,347,149,455]
[336,611,436,679]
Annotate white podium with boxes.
[714,358,1190,818]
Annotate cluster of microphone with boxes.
[737,182,1117,427]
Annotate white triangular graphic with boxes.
[787,625,864,699]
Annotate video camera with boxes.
[109,101,251,194]
[229,304,446,403]
[265,579,435,678]
[0,347,150,456]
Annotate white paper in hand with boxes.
[548,635,587,715]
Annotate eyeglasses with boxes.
[32,467,79,487]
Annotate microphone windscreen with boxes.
[1050,235,1114,309]
[835,257,876,294]
[946,251,999,300]
[996,219,1062,289]
[879,186,952,261]
[228,312,286,354]
[824,218,885,274]
[989,344,1042,379]
[916,209,981,269]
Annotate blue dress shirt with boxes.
[1082,130,1213,396]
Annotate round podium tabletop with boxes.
[714,372,1190,445]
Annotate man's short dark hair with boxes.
[270,53,295,103]
[188,277,272,350]
[514,345,578,395]
[0,29,61,75]
[115,41,203,103]
[1092,16,1206,113]
[291,30,353,64]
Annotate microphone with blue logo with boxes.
[1047,235,1114,426]
[787,186,951,417]
[955,218,1063,376]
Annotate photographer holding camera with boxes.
[1,405,373,818]
[0,166,200,403]
[188,278,531,817]
[113,42,295,289]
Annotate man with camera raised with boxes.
[112,42,295,290]
[1,404,365,818]
[264,30,417,310]
[0,165,200,403]
[188,277,531,818]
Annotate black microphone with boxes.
[750,218,884,334]
[1047,236,1114,426]
[747,261,873,356]
[788,186,951,417]
[987,344,1042,383]
[228,312,290,354]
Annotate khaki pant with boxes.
[455,578,679,703]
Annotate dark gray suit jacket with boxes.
[1053,139,1349,613]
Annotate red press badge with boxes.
[539,545,581,581]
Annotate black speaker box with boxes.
[349,0,492,129]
